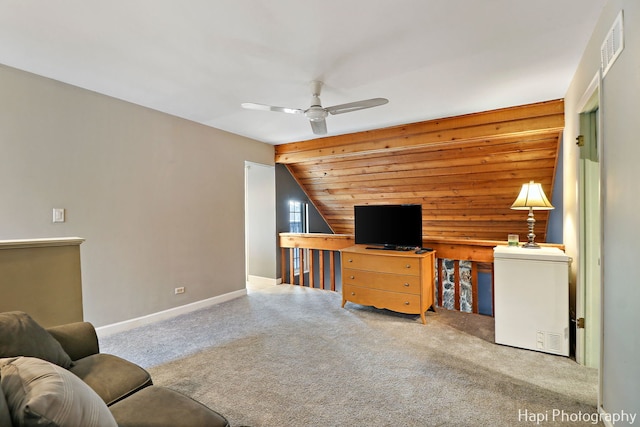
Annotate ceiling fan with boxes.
[241,81,388,135]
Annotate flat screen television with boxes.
[354,204,423,249]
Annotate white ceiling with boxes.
[0,1,608,145]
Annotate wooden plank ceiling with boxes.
[275,99,564,242]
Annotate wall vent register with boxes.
[601,10,624,77]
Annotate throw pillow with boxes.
[0,311,72,369]
[0,356,117,427]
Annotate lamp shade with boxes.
[510,181,554,210]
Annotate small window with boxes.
[289,200,307,233]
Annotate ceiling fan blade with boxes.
[310,119,327,135]
[241,102,304,115]
[325,98,389,115]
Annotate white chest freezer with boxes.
[493,245,570,356]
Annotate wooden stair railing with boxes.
[280,233,354,291]
[278,233,564,315]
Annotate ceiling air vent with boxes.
[601,11,624,77]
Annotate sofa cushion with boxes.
[46,322,99,361]
[69,353,152,406]
[0,383,12,427]
[0,312,72,369]
[0,356,117,427]
[109,386,230,427]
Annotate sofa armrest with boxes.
[46,322,100,361]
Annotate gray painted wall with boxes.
[275,164,332,279]
[0,64,274,327]
[565,0,639,420]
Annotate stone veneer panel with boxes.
[437,259,473,313]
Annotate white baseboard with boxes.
[95,289,246,339]
[247,275,281,286]
[599,406,612,427]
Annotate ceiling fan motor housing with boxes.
[305,104,328,121]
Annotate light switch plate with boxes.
[52,208,65,223]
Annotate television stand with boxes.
[341,245,436,324]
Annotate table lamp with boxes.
[510,181,554,248]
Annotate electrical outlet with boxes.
[174,286,185,295]
[536,331,545,349]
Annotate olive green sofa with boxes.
[0,311,231,427]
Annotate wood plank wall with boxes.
[275,100,564,242]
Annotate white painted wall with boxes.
[564,0,640,420]
[245,161,276,283]
[0,64,274,327]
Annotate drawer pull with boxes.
[405,264,411,269]
[404,301,410,305]
[348,259,353,263]
[351,292,356,296]
[403,283,410,287]
[350,275,355,280]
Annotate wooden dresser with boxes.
[341,245,436,324]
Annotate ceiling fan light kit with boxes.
[241,81,388,135]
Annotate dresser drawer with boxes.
[343,284,422,315]
[342,252,420,275]
[343,268,421,294]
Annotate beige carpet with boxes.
[101,283,601,427]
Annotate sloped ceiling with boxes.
[0,1,606,145]
[276,100,564,242]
